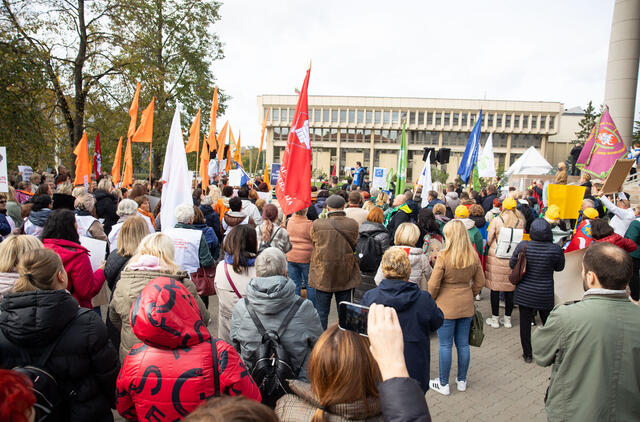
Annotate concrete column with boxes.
[604,0,640,146]
[266,128,274,165]
[336,129,341,177]
[369,130,375,169]
[505,134,512,168]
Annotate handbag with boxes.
[191,266,217,296]
[508,244,527,285]
[495,217,523,259]
[469,304,484,347]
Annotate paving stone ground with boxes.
[114,289,551,421]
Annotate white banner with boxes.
[18,165,33,182]
[478,133,496,178]
[0,147,7,193]
[228,168,243,187]
[418,152,433,208]
[371,167,388,190]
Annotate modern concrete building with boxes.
[258,95,583,182]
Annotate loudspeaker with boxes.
[422,147,436,161]
[436,148,451,164]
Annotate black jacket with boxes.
[104,251,131,291]
[510,219,565,309]
[52,193,75,211]
[94,190,118,235]
[517,202,535,233]
[380,377,432,422]
[482,193,497,213]
[0,290,119,422]
[387,207,412,245]
[361,279,443,392]
[199,204,222,243]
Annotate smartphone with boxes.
[338,301,369,337]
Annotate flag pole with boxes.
[148,144,152,186]
[195,137,200,186]
[121,136,128,188]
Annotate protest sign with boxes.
[371,167,388,190]
[547,184,586,219]
[0,147,8,192]
[18,165,33,181]
[554,249,586,305]
[228,168,242,186]
[80,236,106,271]
[601,159,634,194]
[257,191,271,202]
[270,163,281,187]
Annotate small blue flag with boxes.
[457,110,482,183]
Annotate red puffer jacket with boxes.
[595,233,638,253]
[116,277,261,420]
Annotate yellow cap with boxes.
[545,204,560,222]
[455,205,469,218]
[583,208,598,219]
[502,198,517,210]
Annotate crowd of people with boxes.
[0,164,639,421]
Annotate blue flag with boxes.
[457,110,482,183]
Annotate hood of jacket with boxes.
[93,190,114,202]
[446,191,459,201]
[42,238,88,260]
[0,272,20,301]
[52,193,75,210]
[244,275,297,315]
[529,218,552,242]
[435,214,451,224]
[224,212,246,227]
[0,289,79,347]
[371,279,423,311]
[29,208,51,226]
[199,204,214,216]
[460,218,476,230]
[359,221,387,235]
[130,276,209,350]
[470,215,485,229]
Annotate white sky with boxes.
[213,0,638,147]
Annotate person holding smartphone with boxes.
[361,247,443,393]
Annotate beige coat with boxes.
[108,269,210,362]
[484,211,525,292]
[213,260,256,343]
[427,254,484,319]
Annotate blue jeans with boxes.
[315,289,352,330]
[287,262,316,307]
[437,317,472,386]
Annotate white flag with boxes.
[477,133,496,178]
[419,152,433,208]
[161,104,194,232]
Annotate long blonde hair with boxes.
[117,216,150,256]
[375,191,389,208]
[441,220,478,269]
[13,248,65,292]
[0,235,43,273]
[127,232,180,273]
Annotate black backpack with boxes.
[0,308,89,421]
[244,296,304,408]
[356,231,384,273]
[257,227,281,254]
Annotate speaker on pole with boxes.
[436,148,451,164]
[422,147,436,161]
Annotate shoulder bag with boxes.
[224,262,243,299]
[469,304,484,347]
[508,244,527,285]
[191,266,217,296]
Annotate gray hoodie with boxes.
[445,192,460,212]
[230,275,323,380]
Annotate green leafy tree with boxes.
[574,101,603,144]
[633,120,640,145]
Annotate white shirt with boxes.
[164,227,202,274]
[599,196,636,236]
[241,200,262,225]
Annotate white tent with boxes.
[505,146,553,177]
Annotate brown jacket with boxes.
[275,380,382,422]
[427,254,484,319]
[309,212,361,292]
[286,214,314,264]
[484,212,525,292]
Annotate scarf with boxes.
[224,252,256,267]
[138,208,156,229]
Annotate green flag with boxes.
[386,168,395,191]
[395,122,408,195]
[472,164,480,192]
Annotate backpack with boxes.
[244,296,305,407]
[356,231,384,273]
[0,308,90,421]
[257,226,281,254]
[495,217,523,259]
[422,233,444,267]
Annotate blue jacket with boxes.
[361,279,443,392]
[199,205,222,243]
[510,219,565,309]
[0,213,11,237]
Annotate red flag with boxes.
[276,66,312,215]
[93,132,102,179]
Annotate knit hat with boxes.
[455,205,469,218]
[583,207,598,219]
[326,194,346,209]
[502,198,517,210]
[545,204,560,223]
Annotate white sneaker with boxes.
[499,315,512,328]
[455,377,467,391]
[485,315,500,328]
[475,294,481,301]
[429,378,450,395]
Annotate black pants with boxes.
[631,258,640,301]
[490,290,514,316]
[519,306,551,358]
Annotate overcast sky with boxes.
[213,0,637,146]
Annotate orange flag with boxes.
[225,144,232,172]
[258,107,270,154]
[122,137,133,188]
[264,162,271,190]
[208,86,218,151]
[128,82,140,139]
[199,137,210,191]
[185,109,201,153]
[216,121,228,160]
[112,136,123,184]
[73,132,91,186]
[132,97,154,143]
[234,131,242,166]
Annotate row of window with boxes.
[272,127,542,148]
[266,107,556,130]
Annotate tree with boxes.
[633,120,640,145]
[111,0,227,175]
[574,101,603,144]
[1,0,127,172]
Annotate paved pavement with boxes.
[115,290,551,421]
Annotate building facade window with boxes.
[392,111,399,124]
[493,133,508,147]
[514,115,520,128]
[348,110,355,123]
[357,110,364,123]
[461,113,467,127]
[410,111,416,125]
[496,114,502,128]
[427,112,433,125]
[505,114,511,128]
[331,110,338,123]
[470,113,476,125]
[323,109,329,122]
[314,109,321,122]
[375,110,381,124]
[523,115,529,128]
[540,115,546,129]
[366,110,373,124]
[273,108,279,121]
[435,113,442,125]
[487,114,494,127]
[383,111,390,124]
[531,116,537,129]
[283,108,289,123]
[381,129,391,143]
[356,128,365,142]
[340,110,347,122]
[453,113,459,126]
[444,112,450,126]
[549,116,555,130]
[418,112,425,125]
